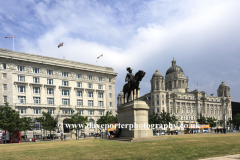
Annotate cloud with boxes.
[1,0,240,104]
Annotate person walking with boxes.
[60,130,63,141]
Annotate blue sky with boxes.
[1,0,240,106]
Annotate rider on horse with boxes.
[125,67,134,89]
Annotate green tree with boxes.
[97,111,118,133]
[218,120,224,127]
[21,117,35,141]
[232,113,240,129]
[148,112,161,125]
[206,117,217,130]
[0,102,23,144]
[159,110,178,125]
[35,111,58,141]
[197,113,207,124]
[97,111,118,125]
[68,113,88,140]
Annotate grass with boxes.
[0,133,240,160]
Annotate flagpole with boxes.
[102,54,103,66]
[63,42,64,59]
[13,33,14,51]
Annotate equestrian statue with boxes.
[123,67,145,103]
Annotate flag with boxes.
[58,42,64,48]
[97,54,103,59]
[5,35,14,38]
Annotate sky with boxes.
[1,0,240,107]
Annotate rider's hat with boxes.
[126,67,132,71]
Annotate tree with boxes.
[148,112,161,125]
[35,111,58,141]
[206,117,217,130]
[218,120,224,127]
[197,113,207,124]
[68,113,88,140]
[97,111,118,125]
[0,102,23,144]
[232,113,240,129]
[159,110,178,125]
[21,117,35,141]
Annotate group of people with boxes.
[214,127,227,134]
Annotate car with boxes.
[47,134,58,139]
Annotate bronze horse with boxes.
[123,70,145,103]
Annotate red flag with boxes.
[58,42,64,48]
[5,35,14,38]
[97,54,103,59]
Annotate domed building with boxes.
[117,58,232,127]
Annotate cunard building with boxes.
[0,48,117,138]
[118,58,232,127]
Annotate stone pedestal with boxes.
[117,100,153,140]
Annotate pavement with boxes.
[199,154,240,160]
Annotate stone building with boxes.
[118,58,232,127]
[0,48,117,138]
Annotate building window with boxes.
[34,108,41,114]
[18,108,26,114]
[62,99,70,105]
[47,70,53,75]
[77,82,82,87]
[62,109,70,114]
[162,107,165,111]
[98,93,103,98]
[47,98,54,105]
[62,72,68,77]
[18,76,25,82]
[47,79,53,84]
[78,110,83,115]
[77,100,83,106]
[177,108,178,113]
[62,90,69,96]
[215,109,217,114]
[33,87,40,94]
[162,100,164,105]
[88,110,94,115]
[3,96,7,102]
[98,101,103,107]
[187,108,190,113]
[47,88,54,94]
[211,110,213,114]
[170,108,172,114]
[162,94,164,99]
[2,73,7,79]
[88,100,93,106]
[99,111,104,115]
[88,83,93,88]
[157,107,159,113]
[18,86,25,92]
[109,86,112,90]
[48,109,54,114]
[88,75,92,80]
[62,81,68,86]
[77,74,81,79]
[3,84,7,91]
[33,68,39,73]
[109,78,111,82]
[18,66,25,71]
[34,122,41,130]
[77,91,82,97]
[2,63,6,69]
[109,93,112,98]
[18,96,26,103]
[156,95,159,98]
[33,77,39,83]
[88,92,93,97]
[219,109,220,114]
[98,85,103,89]
[33,97,41,104]
[157,101,159,105]
[110,102,112,107]
[98,77,102,81]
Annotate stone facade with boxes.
[118,58,232,127]
[0,48,117,138]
